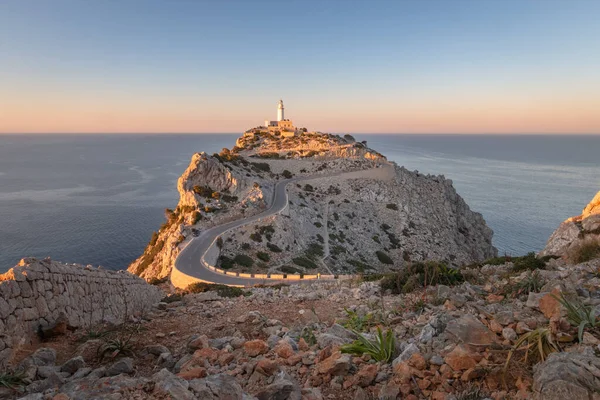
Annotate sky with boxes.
[1,0,600,134]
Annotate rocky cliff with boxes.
[540,190,600,261]
[128,130,496,281]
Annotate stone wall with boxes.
[0,258,163,366]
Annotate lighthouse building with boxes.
[265,100,296,136]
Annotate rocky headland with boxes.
[128,129,496,282]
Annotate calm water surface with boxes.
[0,134,598,272]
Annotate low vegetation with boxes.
[266,242,283,253]
[504,327,559,370]
[567,238,600,264]
[0,370,26,390]
[292,256,318,269]
[554,292,598,341]
[375,251,394,265]
[381,261,464,294]
[186,282,249,298]
[256,251,270,262]
[340,327,395,363]
[98,337,134,360]
[233,254,254,268]
[512,252,546,272]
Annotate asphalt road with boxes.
[173,164,391,287]
[174,177,297,286]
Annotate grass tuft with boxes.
[340,327,395,363]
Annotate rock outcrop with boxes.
[541,190,600,260]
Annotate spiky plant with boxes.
[340,327,395,362]
[98,337,134,360]
[504,327,560,372]
[553,293,598,342]
[0,370,26,390]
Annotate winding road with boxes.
[171,164,393,288]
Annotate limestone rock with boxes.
[60,356,85,374]
[445,314,499,346]
[533,352,600,400]
[541,190,600,258]
[105,358,134,376]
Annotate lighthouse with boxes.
[277,99,284,121]
[264,100,295,136]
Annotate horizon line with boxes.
[1,131,600,136]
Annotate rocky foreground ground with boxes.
[4,254,600,400]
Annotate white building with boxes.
[265,100,295,135]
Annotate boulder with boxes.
[189,374,244,400]
[152,368,194,400]
[533,352,600,400]
[60,356,85,374]
[244,340,269,357]
[444,345,478,371]
[445,314,498,346]
[256,371,302,400]
[105,357,134,376]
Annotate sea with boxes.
[0,134,598,273]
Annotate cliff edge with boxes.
[540,190,600,261]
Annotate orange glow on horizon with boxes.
[1,95,599,134]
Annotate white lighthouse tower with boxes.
[277,99,284,122]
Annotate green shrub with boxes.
[293,257,318,269]
[250,232,262,242]
[241,243,251,250]
[314,222,323,228]
[282,170,293,179]
[306,243,324,259]
[186,282,249,298]
[267,242,282,252]
[233,254,254,268]
[193,185,213,198]
[304,184,314,192]
[380,261,464,294]
[191,211,202,224]
[221,194,238,203]
[386,203,398,211]
[513,252,546,272]
[376,251,394,265]
[341,308,374,332]
[280,265,301,274]
[257,251,270,262]
[251,162,271,172]
[482,256,512,265]
[218,255,235,269]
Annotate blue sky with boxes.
[1,0,599,133]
